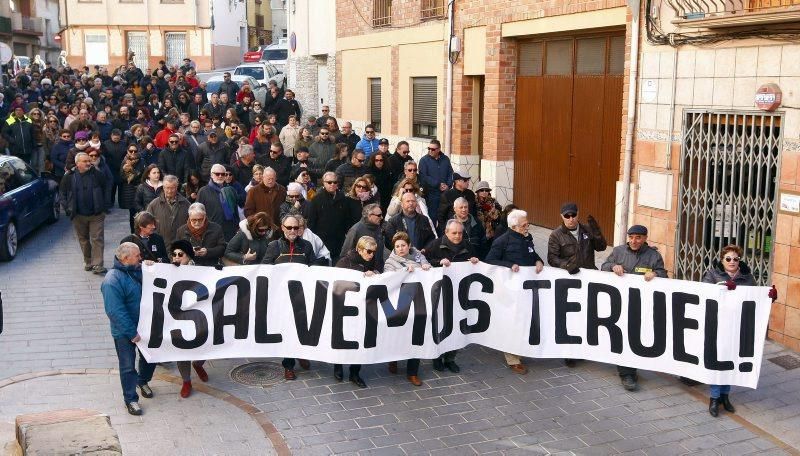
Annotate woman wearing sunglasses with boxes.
[223,212,278,266]
[701,244,754,418]
[332,235,381,388]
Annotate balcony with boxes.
[11,12,43,36]
[669,0,800,27]
[0,16,11,35]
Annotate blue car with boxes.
[0,156,60,260]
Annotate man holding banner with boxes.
[601,224,667,391]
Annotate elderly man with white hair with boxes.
[197,163,241,240]
[232,143,256,185]
[244,166,287,225]
[485,209,545,375]
[101,242,156,416]
[175,202,227,267]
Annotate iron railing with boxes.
[373,0,392,27]
[11,13,42,34]
[667,0,800,20]
[421,0,446,19]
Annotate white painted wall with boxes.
[35,0,62,63]
[270,0,287,42]
[211,0,247,47]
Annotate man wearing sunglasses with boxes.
[158,133,195,185]
[262,214,316,380]
[355,124,380,158]
[334,149,367,191]
[418,139,453,227]
[547,202,607,368]
[305,171,355,262]
[601,224,667,392]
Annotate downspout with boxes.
[445,0,455,154]
[665,47,678,170]
[618,0,642,242]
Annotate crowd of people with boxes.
[1,61,777,420]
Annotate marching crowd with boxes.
[1,60,778,420]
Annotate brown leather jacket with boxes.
[547,219,607,271]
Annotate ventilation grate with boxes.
[768,354,800,370]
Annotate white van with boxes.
[261,43,288,74]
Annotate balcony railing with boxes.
[421,0,446,19]
[668,0,800,27]
[373,0,392,27]
[0,16,11,35]
[10,12,43,35]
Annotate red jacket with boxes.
[153,127,176,149]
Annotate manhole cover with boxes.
[769,354,800,370]
[230,362,285,387]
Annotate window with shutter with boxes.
[412,77,437,139]
[370,78,382,132]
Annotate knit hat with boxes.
[170,240,195,260]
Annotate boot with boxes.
[709,398,719,417]
[333,365,343,381]
[720,394,735,413]
[180,381,192,398]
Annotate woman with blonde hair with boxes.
[347,176,379,210]
[387,177,430,219]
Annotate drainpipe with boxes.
[618,0,641,243]
[445,0,455,154]
[665,47,678,170]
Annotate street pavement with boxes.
[0,208,799,455]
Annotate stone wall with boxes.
[287,54,337,120]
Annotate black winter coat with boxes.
[59,167,112,218]
[437,188,477,234]
[424,237,476,267]
[158,147,195,184]
[197,141,231,181]
[702,261,756,286]
[118,159,144,209]
[134,182,163,212]
[175,222,227,266]
[120,232,168,263]
[102,139,128,182]
[262,237,315,265]
[336,248,377,272]
[223,219,279,264]
[304,190,358,260]
[384,212,436,251]
[485,229,544,268]
[257,153,293,186]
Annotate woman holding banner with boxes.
[384,231,432,387]
[701,244,755,418]
[332,235,381,388]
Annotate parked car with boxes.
[243,45,270,63]
[234,62,286,90]
[260,43,288,73]
[0,156,60,261]
[205,75,268,105]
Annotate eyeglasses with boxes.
[356,158,365,163]
[322,109,329,112]
[355,184,368,189]
[168,140,178,144]
[287,194,301,199]
[88,154,99,158]
[320,133,329,136]
[374,159,384,163]
[477,189,491,194]
[270,149,281,154]
[61,135,71,139]
[403,188,415,193]
[30,113,41,116]
[76,138,88,142]
[369,212,382,218]
[212,172,227,176]
[724,256,741,263]
[563,213,577,219]
[427,147,439,151]
[128,149,138,153]
[283,225,300,231]
[365,130,375,135]
[406,168,418,173]
[324,180,338,185]
[172,251,185,258]
[364,249,376,255]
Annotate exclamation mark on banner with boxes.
[739,300,756,372]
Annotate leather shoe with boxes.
[333,365,343,381]
[445,361,460,373]
[284,369,296,380]
[180,381,192,398]
[349,375,367,388]
[709,397,720,417]
[192,362,209,382]
[509,363,528,375]
[720,394,735,413]
[298,359,310,370]
[138,384,154,398]
[564,358,577,368]
[407,375,422,386]
[432,358,444,371]
[621,375,638,391]
[388,361,398,374]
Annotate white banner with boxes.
[137,262,771,388]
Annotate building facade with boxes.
[6,0,45,61]
[270,0,286,42]
[336,0,631,240]
[36,0,62,64]
[286,0,335,119]
[630,0,800,348]
[247,0,272,48]
[58,0,246,72]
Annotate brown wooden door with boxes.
[514,34,625,238]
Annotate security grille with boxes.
[127,32,148,71]
[373,0,392,27]
[676,110,782,285]
[165,32,186,68]
[370,78,381,132]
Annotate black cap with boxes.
[453,172,471,181]
[627,225,648,235]
[207,131,218,137]
[170,240,195,260]
[111,128,122,136]
[378,138,389,145]
[560,202,578,215]
[296,146,309,154]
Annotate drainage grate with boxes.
[768,354,800,370]
[230,361,285,387]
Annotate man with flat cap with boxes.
[548,202,607,367]
[601,224,667,391]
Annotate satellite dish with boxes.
[0,43,11,64]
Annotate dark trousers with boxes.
[128,208,136,233]
[617,365,637,377]
[437,350,458,363]
[114,337,156,404]
[334,364,361,375]
[407,359,420,376]
[282,358,295,369]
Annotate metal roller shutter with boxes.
[370,78,381,132]
[412,77,437,139]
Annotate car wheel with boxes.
[47,194,60,223]
[0,221,18,261]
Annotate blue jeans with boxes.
[710,384,730,398]
[114,337,156,404]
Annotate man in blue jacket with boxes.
[355,124,380,158]
[101,242,156,416]
[418,139,453,227]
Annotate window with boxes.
[84,34,109,65]
[421,0,446,19]
[9,158,35,185]
[373,0,392,27]
[412,77,437,139]
[370,78,382,132]
[235,66,265,80]
[0,162,18,194]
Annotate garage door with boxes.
[514,33,625,237]
[127,32,149,71]
[165,32,186,68]
[84,34,109,66]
